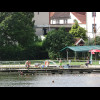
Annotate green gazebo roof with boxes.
[60,45,100,52]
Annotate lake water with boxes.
[0,72,100,87]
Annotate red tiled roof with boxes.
[50,12,70,19]
[50,12,55,17]
[49,12,86,24]
[71,12,86,24]
[75,38,81,45]
[74,38,85,45]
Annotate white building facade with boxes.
[86,12,100,38]
[50,12,86,29]
[33,12,100,40]
[33,12,50,40]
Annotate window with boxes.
[59,20,64,24]
[56,19,60,24]
[43,28,47,35]
[92,24,96,33]
[64,19,67,24]
[92,12,96,17]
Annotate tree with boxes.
[0,12,43,60]
[0,12,36,48]
[43,27,75,59]
[69,20,87,40]
[85,36,100,46]
[95,36,100,45]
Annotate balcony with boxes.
[50,24,72,28]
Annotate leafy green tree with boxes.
[85,36,100,46]
[43,27,75,59]
[95,36,100,45]
[0,12,36,48]
[0,12,44,60]
[69,20,87,40]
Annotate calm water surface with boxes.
[0,72,100,87]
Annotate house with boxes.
[33,12,100,40]
[86,12,100,38]
[50,12,70,25]
[33,12,86,40]
[74,38,85,46]
[50,12,100,39]
[50,12,86,32]
[33,12,50,40]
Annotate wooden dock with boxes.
[0,66,100,74]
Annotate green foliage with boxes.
[85,38,94,46]
[95,36,100,45]
[0,12,36,48]
[69,20,87,40]
[85,36,100,46]
[43,27,75,59]
[0,12,49,61]
[0,43,48,61]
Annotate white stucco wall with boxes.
[67,12,81,24]
[86,12,100,38]
[33,12,49,26]
[50,12,85,29]
[33,12,50,37]
[80,24,86,29]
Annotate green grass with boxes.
[0,60,100,66]
[53,60,100,66]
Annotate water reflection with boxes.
[0,72,100,87]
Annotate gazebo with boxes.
[60,45,100,61]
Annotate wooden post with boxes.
[95,52,96,65]
[84,52,85,60]
[75,51,76,61]
[90,52,93,64]
[67,50,68,61]
[66,49,68,62]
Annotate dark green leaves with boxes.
[43,27,75,59]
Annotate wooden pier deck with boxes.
[0,66,100,74]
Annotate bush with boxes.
[69,20,87,40]
[0,43,49,61]
[43,27,75,59]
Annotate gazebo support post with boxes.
[90,52,93,64]
[95,52,96,65]
[84,52,85,60]
[75,51,76,61]
[66,49,68,62]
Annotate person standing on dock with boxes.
[59,59,63,69]
[45,60,49,67]
[25,61,28,68]
[25,61,31,70]
[85,56,89,67]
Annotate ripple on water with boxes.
[0,72,100,87]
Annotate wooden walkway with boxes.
[0,66,100,74]
[0,64,100,74]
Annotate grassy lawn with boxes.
[61,60,100,65]
[53,60,100,66]
[0,60,100,66]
